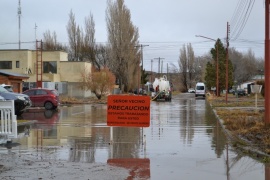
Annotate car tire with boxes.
[16,111,24,116]
[44,110,54,118]
[44,102,54,110]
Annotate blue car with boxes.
[0,86,32,115]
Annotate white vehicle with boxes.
[195,82,206,97]
[152,75,172,101]
[1,84,13,92]
[188,88,195,93]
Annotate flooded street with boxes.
[0,93,268,179]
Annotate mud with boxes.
[0,150,129,180]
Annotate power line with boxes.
[230,0,255,40]
[135,44,149,70]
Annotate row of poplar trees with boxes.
[42,0,142,93]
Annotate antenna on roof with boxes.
[18,0,22,49]
[34,23,38,41]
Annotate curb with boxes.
[208,100,270,161]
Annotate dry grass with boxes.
[59,95,107,104]
[208,94,270,156]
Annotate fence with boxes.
[0,100,17,139]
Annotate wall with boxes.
[0,50,93,97]
[59,61,92,82]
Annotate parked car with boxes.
[133,88,147,95]
[188,88,195,93]
[23,88,59,110]
[1,84,13,92]
[0,95,5,101]
[0,86,32,116]
[233,89,247,96]
[228,89,235,94]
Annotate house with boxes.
[236,74,265,94]
[0,49,93,97]
[0,70,29,93]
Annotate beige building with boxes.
[0,49,93,97]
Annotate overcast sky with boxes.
[0,0,265,71]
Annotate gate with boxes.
[0,100,17,139]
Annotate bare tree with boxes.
[43,30,67,51]
[194,55,210,83]
[66,10,79,61]
[106,0,140,92]
[178,44,188,91]
[229,48,261,84]
[186,43,195,88]
[81,13,97,67]
[178,43,195,92]
[66,10,99,69]
[95,44,110,69]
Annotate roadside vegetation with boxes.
[207,93,270,158]
[60,95,107,105]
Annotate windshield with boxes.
[196,86,204,90]
[0,86,9,93]
[4,86,13,92]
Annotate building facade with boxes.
[0,49,93,97]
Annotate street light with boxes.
[195,35,219,96]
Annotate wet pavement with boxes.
[0,93,268,179]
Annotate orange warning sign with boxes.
[108,158,150,179]
[107,95,150,127]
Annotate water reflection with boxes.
[19,109,60,127]
[108,158,150,179]
[1,95,267,179]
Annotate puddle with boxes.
[0,94,267,179]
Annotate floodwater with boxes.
[2,93,269,179]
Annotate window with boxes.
[36,89,47,95]
[43,61,57,73]
[196,86,205,90]
[0,61,12,69]
[24,90,35,96]
[16,61,20,68]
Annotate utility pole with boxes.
[154,57,164,77]
[265,0,270,124]
[36,40,43,88]
[167,63,169,79]
[225,22,230,104]
[135,44,149,71]
[151,59,153,82]
[135,44,148,93]
[18,0,21,49]
[161,60,163,74]
[34,23,38,41]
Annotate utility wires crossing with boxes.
[230,0,255,41]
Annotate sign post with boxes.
[251,85,262,112]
